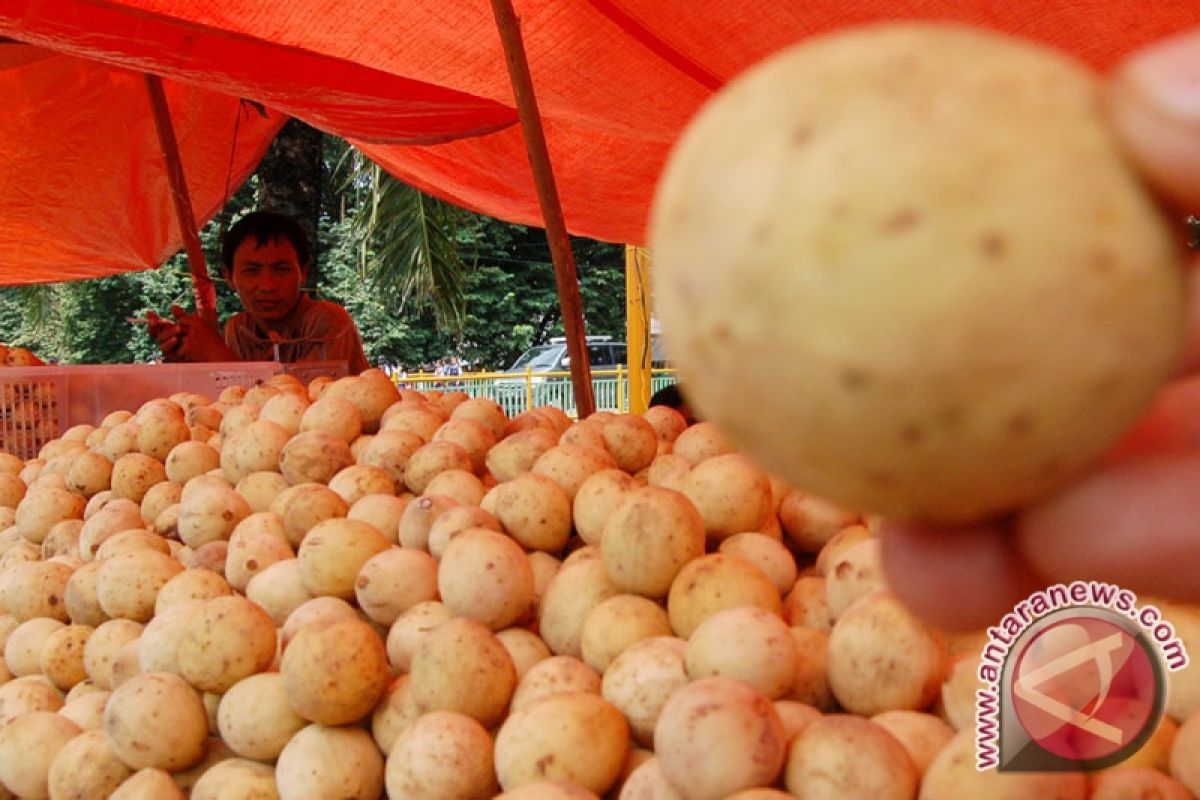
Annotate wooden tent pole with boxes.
[489,0,595,418]
[144,74,219,329]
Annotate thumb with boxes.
[1109,29,1200,213]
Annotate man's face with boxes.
[229,236,306,325]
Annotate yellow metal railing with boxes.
[389,367,678,417]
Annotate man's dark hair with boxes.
[649,382,697,424]
[221,211,311,274]
[649,383,686,410]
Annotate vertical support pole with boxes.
[489,0,594,418]
[144,75,218,329]
[626,245,652,414]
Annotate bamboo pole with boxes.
[144,74,218,329]
[625,245,652,413]
[488,0,595,418]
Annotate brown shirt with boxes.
[223,295,370,375]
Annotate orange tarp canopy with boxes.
[0,46,287,283]
[1,1,1197,285]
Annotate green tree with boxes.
[55,277,147,364]
[257,119,326,283]
[0,286,59,360]
[453,218,624,371]
[318,211,445,368]
[336,149,468,331]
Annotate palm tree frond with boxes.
[347,157,467,331]
[14,285,54,329]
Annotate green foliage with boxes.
[55,275,147,364]
[318,212,446,368]
[346,162,467,331]
[451,218,625,371]
[0,285,56,355]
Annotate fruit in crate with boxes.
[0,344,47,368]
[0,343,56,461]
[5,349,45,368]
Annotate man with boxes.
[149,212,370,374]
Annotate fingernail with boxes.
[1118,29,1200,125]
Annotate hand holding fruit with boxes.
[649,25,1200,629]
[884,29,1200,630]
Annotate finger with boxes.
[1015,453,1200,602]
[161,325,186,348]
[150,324,178,345]
[880,519,1044,631]
[145,312,167,334]
[1108,29,1200,213]
[170,304,186,320]
[174,312,213,333]
[1107,374,1200,460]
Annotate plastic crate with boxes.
[0,368,69,461]
[0,360,348,460]
[282,361,349,386]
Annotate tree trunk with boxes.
[256,119,325,284]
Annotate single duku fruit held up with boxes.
[649,23,1186,523]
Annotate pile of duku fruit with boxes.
[0,367,1197,800]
